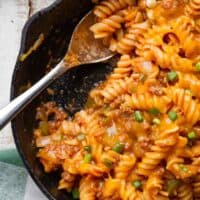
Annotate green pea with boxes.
[179,164,188,173]
[83,145,92,153]
[103,158,113,168]
[134,111,144,123]
[77,133,86,141]
[167,71,178,82]
[195,62,200,71]
[187,131,197,140]
[149,108,160,115]
[60,134,65,140]
[84,153,92,163]
[72,188,79,199]
[166,179,181,195]
[168,111,178,121]
[132,180,142,189]
[112,142,124,154]
[140,74,147,83]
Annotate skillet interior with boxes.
[11,0,113,199]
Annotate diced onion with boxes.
[36,136,52,147]
[146,0,157,8]
[107,123,117,136]
[65,139,79,145]
[147,9,155,20]
[141,61,153,73]
[52,134,62,141]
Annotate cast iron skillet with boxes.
[11,0,113,199]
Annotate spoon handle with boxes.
[0,61,70,130]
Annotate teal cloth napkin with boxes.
[0,149,27,200]
[0,161,27,200]
[0,149,24,167]
[0,149,47,200]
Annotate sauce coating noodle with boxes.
[34,0,200,199]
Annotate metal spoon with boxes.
[0,11,114,130]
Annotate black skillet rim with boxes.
[10,1,63,200]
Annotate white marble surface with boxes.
[0,0,55,148]
[24,176,48,200]
[0,1,55,199]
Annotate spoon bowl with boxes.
[66,11,114,65]
[0,10,114,130]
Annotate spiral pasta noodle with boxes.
[79,176,97,200]
[114,154,136,179]
[121,92,171,113]
[90,75,133,105]
[116,21,150,54]
[195,18,200,33]
[34,0,200,199]
[177,183,193,200]
[166,145,199,179]
[94,0,136,19]
[193,174,200,198]
[176,72,200,98]
[137,123,179,176]
[172,16,197,58]
[119,181,141,200]
[167,87,200,125]
[89,137,104,163]
[83,110,106,136]
[142,44,195,73]
[90,13,124,39]
[185,0,200,17]
[144,174,169,200]
[137,145,171,177]
[58,171,76,192]
[124,6,145,27]
[109,54,133,81]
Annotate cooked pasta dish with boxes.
[34,0,200,199]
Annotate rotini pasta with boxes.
[193,174,200,198]
[177,183,193,200]
[94,0,135,19]
[185,0,200,17]
[90,75,134,105]
[137,124,179,176]
[79,176,97,200]
[58,171,76,192]
[121,93,171,113]
[167,87,200,125]
[116,21,150,54]
[176,72,200,98]
[108,54,133,81]
[144,174,169,200]
[34,0,200,199]
[90,13,124,39]
[114,154,136,179]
